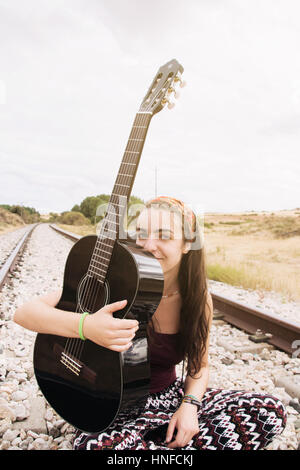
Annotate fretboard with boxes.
[87,111,153,282]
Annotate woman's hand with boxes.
[83,299,139,352]
[165,402,200,449]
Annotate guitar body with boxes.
[34,235,164,432]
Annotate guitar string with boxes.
[63,71,175,365]
[63,73,175,364]
[70,112,147,362]
[63,113,144,363]
[63,112,149,364]
[73,112,149,361]
[63,77,171,364]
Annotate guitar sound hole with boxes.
[77,275,110,313]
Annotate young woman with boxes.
[14,196,287,450]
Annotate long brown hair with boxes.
[138,198,212,379]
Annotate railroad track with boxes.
[0,223,39,291]
[1,223,299,357]
[49,223,300,357]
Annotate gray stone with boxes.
[217,338,274,354]
[275,375,300,400]
[0,418,12,436]
[0,403,16,421]
[11,390,28,401]
[12,396,47,434]
[2,429,20,442]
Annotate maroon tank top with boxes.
[148,327,184,393]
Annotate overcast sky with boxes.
[0,0,299,215]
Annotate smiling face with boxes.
[135,207,189,276]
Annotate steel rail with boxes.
[211,293,300,355]
[50,223,300,356]
[0,223,39,290]
[49,224,81,242]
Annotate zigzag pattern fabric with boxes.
[73,377,287,450]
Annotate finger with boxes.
[109,342,133,352]
[167,429,186,449]
[113,318,139,329]
[112,327,138,339]
[165,418,177,444]
[108,336,133,345]
[167,433,188,449]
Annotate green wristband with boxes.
[79,312,89,341]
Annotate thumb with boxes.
[104,299,127,314]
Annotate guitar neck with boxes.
[88,111,153,281]
[109,111,153,228]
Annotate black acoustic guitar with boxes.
[33,59,184,433]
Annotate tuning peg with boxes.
[167,86,180,100]
[161,97,176,109]
[174,75,186,88]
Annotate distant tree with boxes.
[71,194,145,225]
[49,212,60,222]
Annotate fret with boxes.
[107,195,127,206]
[88,269,105,280]
[118,173,133,178]
[105,210,120,218]
[115,183,130,189]
[94,240,115,249]
[95,250,111,261]
[94,247,112,256]
[92,110,151,258]
[108,199,125,207]
[90,263,107,274]
[89,265,106,276]
[103,212,119,221]
[93,253,110,263]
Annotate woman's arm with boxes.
[13,290,139,352]
[13,289,81,337]
[183,292,213,400]
[166,292,213,448]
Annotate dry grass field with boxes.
[0,208,25,234]
[57,208,300,303]
[203,209,300,302]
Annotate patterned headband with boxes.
[145,195,196,234]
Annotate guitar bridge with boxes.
[53,343,97,384]
[60,352,82,376]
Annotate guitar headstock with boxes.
[139,59,185,115]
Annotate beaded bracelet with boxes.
[184,394,199,402]
[79,312,89,341]
[181,396,201,411]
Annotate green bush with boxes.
[57,211,91,225]
[0,204,40,223]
